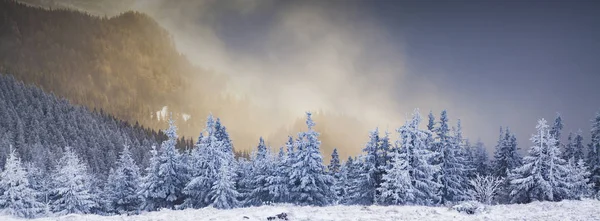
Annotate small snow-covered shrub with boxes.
[468,175,503,205]
[452,201,486,215]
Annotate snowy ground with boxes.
[2,199,600,221]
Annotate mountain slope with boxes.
[0,73,178,177]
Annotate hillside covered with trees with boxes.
[0,0,374,154]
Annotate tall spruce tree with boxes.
[492,127,522,178]
[377,146,414,205]
[339,156,357,205]
[184,114,225,208]
[50,147,98,215]
[565,159,591,199]
[587,111,600,193]
[350,128,381,205]
[473,140,489,176]
[208,161,239,209]
[288,112,335,206]
[139,117,188,210]
[435,110,468,204]
[266,147,290,203]
[0,150,45,218]
[103,146,142,214]
[385,109,441,205]
[510,119,569,203]
[245,137,274,206]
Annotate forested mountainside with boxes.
[0,0,372,154]
[0,0,227,136]
[0,73,196,178]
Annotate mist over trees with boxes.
[0,0,375,156]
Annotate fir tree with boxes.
[339,156,357,204]
[288,112,335,206]
[510,119,569,203]
[377,145,414,205]
[435,110,468,204]
[573,130,585,163]
[328,148,342,203]
[103,146,142,214]
[492,127,521,178]
[587,111,600,192]
[390,109,441,205]
[348,129,380,205]
[328,148,341,175]
[245,137,274,206]
[378,130,393,173]
[550,113,564,144]
[563,132,576,162]
[214,118,234,154]
[0,150,45,218]
[473,140,489,176]
[140,117,188,210]
[267,147,290,203]
[565,159,591,199]
[139,146,160,211]
[208,162,240,209]
[184,114,224,208]
[50,147,98,215]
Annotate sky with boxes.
[28,0,600,155]
[367,0,600,148]
[137,0,600,151]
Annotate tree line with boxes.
[1,101,599,218]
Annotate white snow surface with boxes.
[2,199,600,221]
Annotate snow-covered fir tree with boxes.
[234,156,252,205]
[463,139,477,179]
[563,130,586,163]
[472,140,489,176]
[266,147,290,203]
[288,112,335,206]
[24,162,50,210]
[0,149,45,218]
[139,117,189,210]
[209,160,240,209]
[435,110,468,204]
[50,147,98,215]
[456,120,476,179]
[427,111,435,132]
[214,118,234,154]
[244,137,274,206]
[103,145,142,214]
[587,111,600,193]
[563,132,576,162]
[492,127,521,178]
[327,148,342,203]
[510,118,569,203]
[329,148,341,175]
[492,127,522,203]
[139,146,160,211]
[377,142,414,205]
[550,113,564,146]
[565,159,591,199]
[573,130,585,162]
[378,130,393,173]
[334,156,359,205]
[349,128,381,205]
[184,114,226,208]
[382,109,441,205]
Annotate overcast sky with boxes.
[164,0,599,150]
[368,0,600,148]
